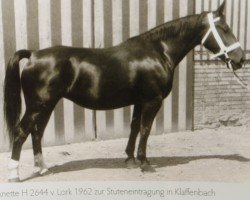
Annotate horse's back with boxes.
[20,43,173,110]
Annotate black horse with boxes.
[4,1,245,182]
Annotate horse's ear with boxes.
[217,0,226,16]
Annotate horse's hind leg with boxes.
[125,104,142,168]
[8,109,41,182]
[8,99,57,182]
[31,108,53,176]
[137,97,162,172]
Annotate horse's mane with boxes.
[129,13,203,42]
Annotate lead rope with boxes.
[201,13,249,90]
[227,60,249,89]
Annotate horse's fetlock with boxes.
[8,159,19,170]
[137,153,146,162]
[125,148,134,157]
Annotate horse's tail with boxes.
[4,49,31,144]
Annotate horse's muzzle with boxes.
[230,58,245,71]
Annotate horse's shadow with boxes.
[22,154,250,182]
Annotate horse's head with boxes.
[201,1,245,70]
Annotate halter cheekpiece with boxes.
[201,13,241,61]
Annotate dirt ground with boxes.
[0,126,250,183]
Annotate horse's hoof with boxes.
[39,168,50,176]
[33,166,41,174]
[140,162,156,173]
[8,177,21,182]
[125,158,139,169]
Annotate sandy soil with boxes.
[0,126,250,183]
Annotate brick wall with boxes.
[193,0,250,129]
[194,62,250,129]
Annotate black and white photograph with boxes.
[0,0,249,199]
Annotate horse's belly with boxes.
[65,89,136,110]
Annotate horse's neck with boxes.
[143,15,204,67]
[162,29,201,67]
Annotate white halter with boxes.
[201,13,249,89]
[201,13,241,60]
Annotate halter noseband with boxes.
[201,13,249,89]
[201,13,241,62]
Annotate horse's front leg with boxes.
[125,104,142,168]
[137,97,162,172]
